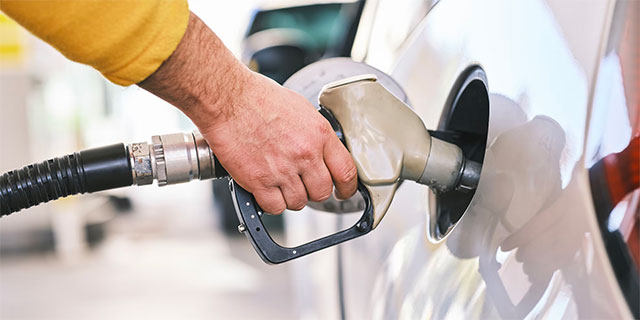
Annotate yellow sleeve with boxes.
[0,0,189,86]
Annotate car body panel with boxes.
[285,0,633,318]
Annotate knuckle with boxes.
[336,163,358,185]
[273,205,286,215]
[313,188,332,202]
[250,170,277,188]
[254,190,286,215]
[285,190,308,211]
[310,180,333,202]
[318,121,333,137]
[266,202,286,215]
[295,143,316,162]
[288,195,308,211]
[248,169,267,182]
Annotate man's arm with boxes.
[140,13,358,213]
[0,1,358,213]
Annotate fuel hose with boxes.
[0,131,228,217]
[0,144,131,217]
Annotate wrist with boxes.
[188,62,251,130]
[139,11,250,132]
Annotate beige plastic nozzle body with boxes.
[319,75,470,228]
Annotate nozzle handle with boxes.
[230,179,373,264]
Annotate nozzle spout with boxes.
[458,159,482,191]
[419,136,481,193]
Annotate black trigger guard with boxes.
[230,179,374,264]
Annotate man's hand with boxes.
[140,12,357,213]
[203,71,357,213]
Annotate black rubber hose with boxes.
[0,144,132,217]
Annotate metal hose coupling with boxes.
[128,131,228,187]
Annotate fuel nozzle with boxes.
[318,74,481,227]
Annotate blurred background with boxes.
[0,1,364,318]
[2,0,640,319]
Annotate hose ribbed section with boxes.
[0,153,87,217]
[1,143,132,216]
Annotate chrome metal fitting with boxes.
[128,131,228,187]
[129,141,153,186]
[418,137,481,193]
[153,133,199,185]
[456,159,482,192]
[192,131,216,180]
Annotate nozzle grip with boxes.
[230,179,373,264]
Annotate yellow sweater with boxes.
[0,0,189,86]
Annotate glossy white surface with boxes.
[288,0,632,318]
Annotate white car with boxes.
[282,0,639,318]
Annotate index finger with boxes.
[323,135,358,199]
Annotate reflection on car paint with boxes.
[369,96,622,318]
[335,0,630,318]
